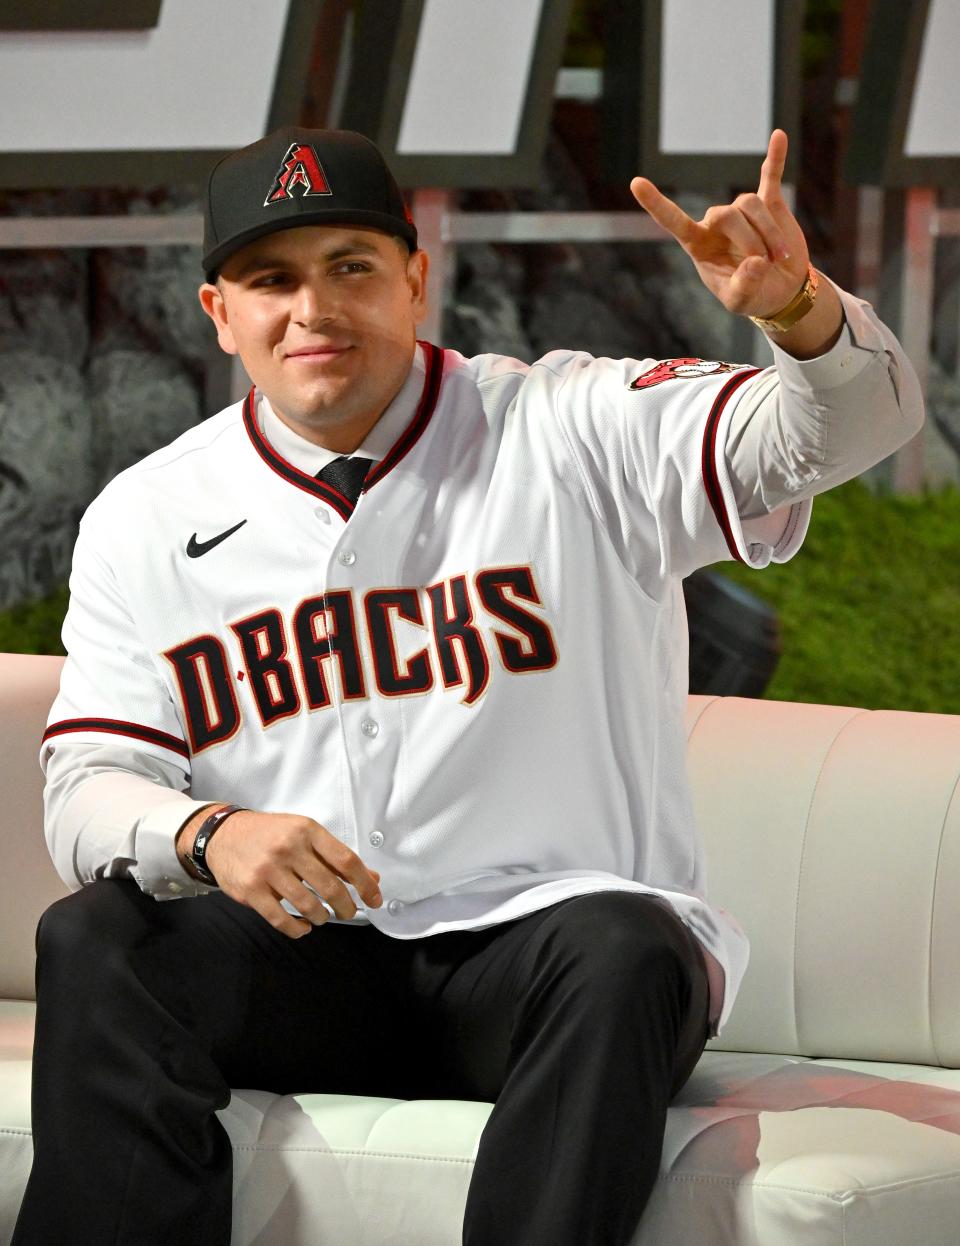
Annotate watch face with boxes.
[187,847,216,886]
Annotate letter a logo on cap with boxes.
[263,143,332,206]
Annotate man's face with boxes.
[199,224,428,452]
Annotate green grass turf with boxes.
[1,479,957,714]
[714,479,960,714]
[0,584,69,657]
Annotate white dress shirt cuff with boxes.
[766,281,879,393]
[134,794,217,899]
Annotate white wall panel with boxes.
[397,0,542,155]
[905,0,960,157]
[0,0,290,151]
[660,0,774,154]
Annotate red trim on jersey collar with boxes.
[43,717,190,759]
[701,367,761,563]
[242,341,445,519]
[365,341,444,488]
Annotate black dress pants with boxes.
[12,881,710,1246]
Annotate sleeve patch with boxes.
[629,358,752,390]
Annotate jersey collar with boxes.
[242,340,445,521]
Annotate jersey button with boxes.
[338,549,357,566]
[387,899,404,916]
[313,506,331,524]
[361,717,379,738]
[369,830,385,848]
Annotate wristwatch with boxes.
[183,804,246,886]
[749,265,819,334]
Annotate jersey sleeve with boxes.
[42,507,191,772]
[42,739,212,898]
[549,352,810,589]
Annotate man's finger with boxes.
[758,129,788,203]
[734,193,791,262]
[286,877,346,923]
[308,823,383,907]
[630,176,700,247]
[703,203,768,261]
[259,889,313,939]
[727,254,773,315]
[290,855,360,921]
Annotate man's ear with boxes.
[407,249,430,326]
[198,282,239,355]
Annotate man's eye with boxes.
[334,262,369,275]
[253,274,289,288]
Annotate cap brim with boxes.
[203,209,418,282]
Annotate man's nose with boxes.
[291,282,334,327]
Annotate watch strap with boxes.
[187,804,247,886]
[749,265,820,334]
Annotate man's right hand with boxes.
[176,806,383,938]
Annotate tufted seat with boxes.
[1,653,959,1245]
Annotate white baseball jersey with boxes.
[44,340,816,1032]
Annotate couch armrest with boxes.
[0,653,69,1000]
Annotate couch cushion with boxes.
[648,1049,960,1246]
[3,1001,960,1246]
[685,696,960,1066]
[0,653,69,1001]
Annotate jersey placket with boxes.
[238,346,445,912]
[321,482,419,918]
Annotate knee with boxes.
[36,879,150,978]
[546,893,694,1004]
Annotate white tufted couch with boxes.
[1,651,959,1246]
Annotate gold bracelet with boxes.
[749,265,819,334]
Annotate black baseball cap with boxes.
[202,127,418,282]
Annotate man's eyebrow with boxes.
[233,239,383,280]
[324,240,382,260]
[232,254,284,280]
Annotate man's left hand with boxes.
[630,129,843,358]
[630,129,806,319]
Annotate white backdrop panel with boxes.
[660,0,774,155]
[904,0,960,157]
[0,0,290,152]
[397,0,543,155]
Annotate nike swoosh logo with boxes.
[186,519,247,558]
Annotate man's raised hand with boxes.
[629,129,809,322]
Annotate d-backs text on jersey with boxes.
[163,566,558,753]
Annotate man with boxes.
[13,126,922,1245]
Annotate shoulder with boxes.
[439,347,760,420]
[83,399,246,527]
[119,398,245,477]
[444,347,651,404]
[97,399,244,492]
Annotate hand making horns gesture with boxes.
[630,129,808,323]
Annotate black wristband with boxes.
[187,804,247,887]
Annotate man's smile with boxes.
[283,343,353,361]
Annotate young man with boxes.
[13,127,922,1245]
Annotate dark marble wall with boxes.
[0,194,209,610]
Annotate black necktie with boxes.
[315,456,372,506]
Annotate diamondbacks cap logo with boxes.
[629,358,750,389]
[263,143,332,206]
